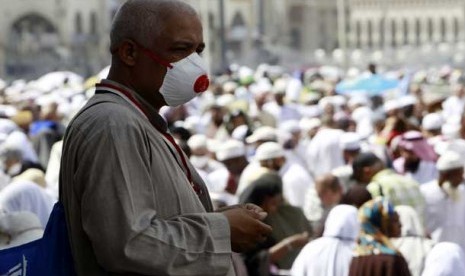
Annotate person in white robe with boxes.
[291,204,359,276]
[420,151,465,251]
[393,131,438,184]
[421,242,465,276]
[0,180,54,228]
[442,80,465,119]
[421,113,443,147]
[44,140,63,199]
[391,205,434,276]
[263,78,301,126]
[237,126,279,195]
[332,132,361,191]
[305,119,345,179]
[254,142,314,209]
[187,134,224,174]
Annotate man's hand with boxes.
[221,205,273,252]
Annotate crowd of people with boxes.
[1,1,465,274]
[0,60,465,275]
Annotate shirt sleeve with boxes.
[75,120,232,275]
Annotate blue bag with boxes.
[0,202,76,276]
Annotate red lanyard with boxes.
[95,82,200,195]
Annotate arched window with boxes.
[440,18,446,41]
[90,12,97,35]
[75,13,82,34]
[427,18,433,41]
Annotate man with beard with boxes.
[393,131,438,184]
[352,152,425,222]
[421,151,465,251]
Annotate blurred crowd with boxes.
[1,62,465,275]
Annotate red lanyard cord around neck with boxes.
[95,82,199,194]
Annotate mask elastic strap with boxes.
[135,42,174,69]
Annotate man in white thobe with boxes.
[421,151,465,251]
[254,142,313,209]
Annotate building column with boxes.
[373,19,381,48]
[433,17,441,43]
[408,18,416,45]
[421,18,429,44]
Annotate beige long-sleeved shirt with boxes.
[60,81,233,275]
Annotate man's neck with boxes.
[107,69,165,112]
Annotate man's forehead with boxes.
[158,13,202,44]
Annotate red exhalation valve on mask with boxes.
[194,75,210,93]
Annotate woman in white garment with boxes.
[290,204,359,276]
[0,180,54,227]
[422,242,465,276]
[391,205,434,276]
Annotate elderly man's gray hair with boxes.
[110,0,198,52]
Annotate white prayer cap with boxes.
[348,95,369,108]
[384,99,401,112]
[437,151,463,171]
[231,125,249,141]
[239,66,254,85]
[399,95,418,108]
[222,81,238,94]
[422,113,443,131]
[187,134,208,150]
[319,95,346,110]
[215,140,246,161]
[279,120,300,134]
[215,94,236,108]
[206,138,221,153]
[272,78,288,94]
[255,142,285,161]
[299,117,321,132]
[340,132,361,151]
[250,79,272,96]
[331,95,347,107]
[0,105,17,118]
[245,126,278,144]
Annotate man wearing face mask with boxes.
[421,151,465,252]
[254,142,314,209]
[59,1,272,275]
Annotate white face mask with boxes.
[159,53,209,107]
[190,155,210,169]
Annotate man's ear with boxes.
[118,40,138,66]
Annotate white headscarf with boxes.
[422,242,465,276]
[391,205,434,276]
[291,204,359,276]
[0,180,54,227]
